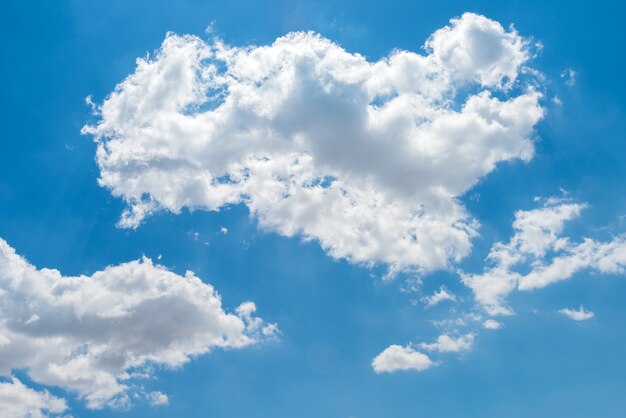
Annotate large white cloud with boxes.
[83,13,544,272]
[0,238,276,410]
[462,198,626,315]
[0,377,68,418]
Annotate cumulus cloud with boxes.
[83,13,544,272]
[420,333,475,353]
[371,345,433,373]
[462,198,626,315]
[0,377,68,418]
[422,286,457,307]
[373,333,475,373]
[559,306,594,321]
[0,238,276,410]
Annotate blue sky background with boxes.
[1,1,626,416]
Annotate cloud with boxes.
[0,377,68,418]
[147,390,169,406]
[373,333,474,373]
[422,286,457,307]
[462,198,626,315]
[420,333,475,353]
[0,238,276,410]
[371,345,433,373]
[482,319,502,329]
[83,13,544,273]
[559,306,594,321]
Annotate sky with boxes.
[1,0,626,417]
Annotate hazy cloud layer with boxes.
[84,13,544,272]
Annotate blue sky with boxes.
[1,1,626,417]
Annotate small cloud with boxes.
[482,319,502,330]
[85,94,99,115]
[420,333,475,353]
[220,226,228,235]
[261,323,280,338]
[559,305,594,321]
[205,20,217,35]
[147,391,169,407]
[236,301,257,318]
[372,345,433,373]
[561,68,577,86]
[422,286,457,308]
[552,96,563,106]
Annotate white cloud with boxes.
[425,14,530,88]
[83,13,544,273]
[0,238,276,410]
[482,319,502,330]
[371,345,433,373]
[422,286,457,307]
[420,333,475,353]
[376,333,475,374]
[0,377,68,418]
[462,198,626,315]
[147,390,169,406]
[559,306,594,321]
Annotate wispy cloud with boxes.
[559,305,594,321]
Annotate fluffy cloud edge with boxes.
[0,377,68,418]
[83,12,545,273]
[0,237,277,410]
[462,198,626,316]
